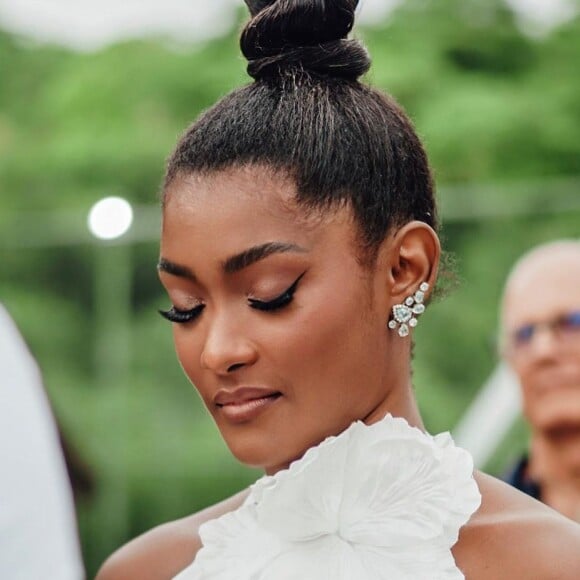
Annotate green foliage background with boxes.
[0,0,579,576]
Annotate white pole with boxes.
[452,362,522,468]
[88,197,133,547]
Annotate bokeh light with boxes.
[87,197,133,240]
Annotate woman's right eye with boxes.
[158,304,204,324]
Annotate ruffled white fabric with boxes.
[174,414,481,580]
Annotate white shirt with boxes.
[0,305,84,580]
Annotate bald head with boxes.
[502,240,580,331]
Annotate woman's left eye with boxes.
[158,304,205,324]
[248,272,306,312]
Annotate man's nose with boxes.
[528,325,559,360]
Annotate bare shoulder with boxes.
[96,489,249,580]
[454,472,580,580]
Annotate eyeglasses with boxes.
[504,310,580,354]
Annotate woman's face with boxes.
[159,166,401,473]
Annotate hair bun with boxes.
[241,0,370,81]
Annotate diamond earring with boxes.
[388,282,430,338]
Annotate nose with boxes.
[528,325,558,360]
[200,312,258,375]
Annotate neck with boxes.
[363,377,424,432]
[529,433,580,522]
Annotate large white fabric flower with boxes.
[175,415,481,580]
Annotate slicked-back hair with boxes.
[164,0,438,261]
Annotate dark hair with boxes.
[164,0,437,261]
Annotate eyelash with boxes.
[160,272,306,323]
[159,304,204,324]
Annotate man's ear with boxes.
[385,221,440,304]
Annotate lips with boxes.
[214,386,281,405]
[214,386,282,423]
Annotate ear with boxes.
[384,221,440,304]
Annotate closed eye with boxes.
[248,272,306,312]
[159,304,205,324]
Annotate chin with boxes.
[220,426,314,474]
[220,430,287,471]
[551,436,580,470]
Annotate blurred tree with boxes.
[0,0,578,575]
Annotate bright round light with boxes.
[88,196,133,240]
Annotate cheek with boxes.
[516,362,580,427]
[516,365,543,415]
[271,288,383,395]
[172,328,204,391]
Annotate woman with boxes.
[98,1,580,578]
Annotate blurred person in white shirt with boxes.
[0,304,84,579]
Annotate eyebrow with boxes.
[223,241,306,274]
[158,241,307,280]
[157,258,196,281]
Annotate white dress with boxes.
[174,414,481,580]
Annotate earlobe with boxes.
[388,221,440,302]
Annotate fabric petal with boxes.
[256,428,351,541]
[173,413,481,580]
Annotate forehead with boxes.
[503,248,580,326]
[166,165,298,212]
[161,166,354,260]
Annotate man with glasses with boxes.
[500,240,580,522]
